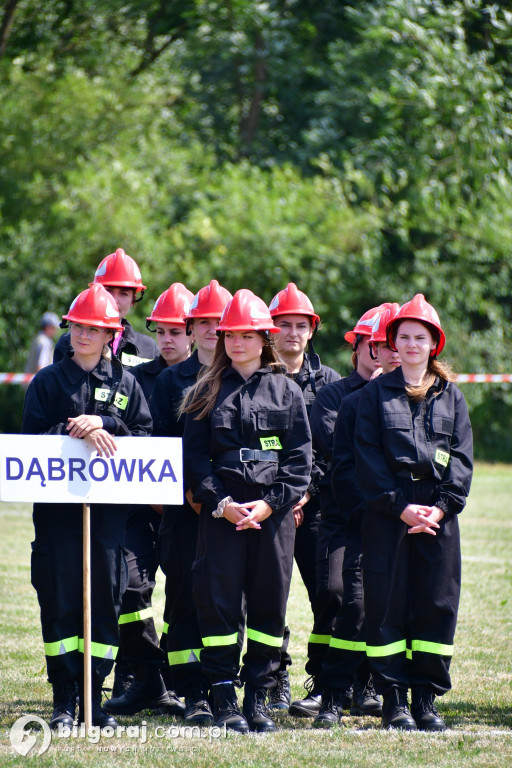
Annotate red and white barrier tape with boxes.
[2,372,512,385]
[455,374,512,383]
[0,373,34,384]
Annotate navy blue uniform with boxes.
[113,354,168,673]
[305,370,367,677]
[21,353,151,685]
[54,319,158,369]
[150,351,207,695]
[355,367,473,696]
[279,353,340,671]
[184,365,312,688]
[320,386,368,690]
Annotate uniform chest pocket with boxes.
[257,410,290,431]
[432,415,454,436]
[382,412,411,430]
[211,409,237,430]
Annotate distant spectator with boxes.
[25,312,60,374]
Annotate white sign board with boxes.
[0,435,183,505]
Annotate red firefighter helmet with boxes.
[217,289,280,333]
[185,280,233,320]
[91,248,147,293]
[370,303,401,344]
[386,293,446,356]
[345,303,394,345]
[146,283,194,326]
[268,283,320,328]
[62,283,123,331]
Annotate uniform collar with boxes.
[178,350,203,376]
[120,318,136,344]
[60,353,112,384]
[143,355,167,374]
[346,369,367,389]
[222,364,274,383]
[294,352,321,383]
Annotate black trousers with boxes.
[31,502,127,684]
[117,506,164,668]
[319,517,364,689]
[362,479,461,696]
[193,504,295,689]
[279,506,321,669]
[158,504,207,696]
[289,514,345,678]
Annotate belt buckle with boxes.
[240,448,251,462]
[411,473,421,481]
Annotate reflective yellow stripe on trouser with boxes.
[365,639,453,659]
[44,636,118,660]
[329,638,366,652]
[202,632,238,647]
[366,639,407,657]
[44,636,79,656]
[411,640,454,656]
[78,638,118,660]
[168,648,203,666]
[118,607,153,625]
[247,628,283,648]
[309,633,331,645]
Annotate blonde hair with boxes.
[180,331,282,420]
[405,358,455,401]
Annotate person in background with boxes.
[355,294,473,731]
[105,283,194,718]
[313,303,400,726]
[54,248,158,368]
[25,312,60,374]
[290,303,389,719]
[21,283,152,730]
[182,290,312,733]
[150,280,232,727]
[267,283,340,712]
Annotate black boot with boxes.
[312,688,345,728]
[268,669,291,712]
[111,659,135,699]
[289,676,322,718]
[243,685,276,733]
[211,682,249,734]
[105,665,172,715]
[411,686,446,731]
[79,677,119,728]
[49,681,77,731]
[350,675,383,716]
[382,688,417,731]
[184,685,214,726]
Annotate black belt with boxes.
[396,470,431,482]
[216,449,279,463]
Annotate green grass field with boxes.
[1,463,511,767]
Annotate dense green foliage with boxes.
[1,0,511,455]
